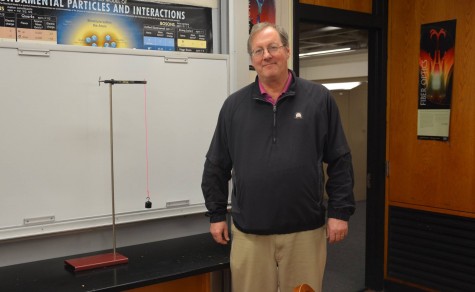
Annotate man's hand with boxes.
[326,218,348,243]
[210,221,230,245]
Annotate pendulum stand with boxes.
[65,78,147,272]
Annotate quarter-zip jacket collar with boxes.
[251,71,297,144]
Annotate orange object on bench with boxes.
[293,283,315,292]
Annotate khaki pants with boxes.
[230,225,327,292]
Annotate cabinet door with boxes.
[126,273,210,292]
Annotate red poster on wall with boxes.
[248,0,276,70]
[249,0,276,34]
[417,20,456,141]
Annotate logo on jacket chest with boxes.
[294,112,303,119]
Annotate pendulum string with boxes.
[144,83,152,208]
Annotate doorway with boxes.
[293,2,388,291]
[299,22,368,292]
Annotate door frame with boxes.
[292,1,388,290]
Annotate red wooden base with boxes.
[64,252,128,272]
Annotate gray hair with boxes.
[247,22,289,56]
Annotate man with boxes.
[202,22,355,292]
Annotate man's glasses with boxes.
[251,45,285,58]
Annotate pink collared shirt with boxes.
[258,71,293,105]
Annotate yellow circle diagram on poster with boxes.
[62,15,136,49]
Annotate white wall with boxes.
[229,0,250,92]
[300,51,368,80]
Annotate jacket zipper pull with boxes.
[273,105,277,143]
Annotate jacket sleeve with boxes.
[323,92,355,221]
[201,104,233,223]
[202,159,232,222]
[326,152,355,221]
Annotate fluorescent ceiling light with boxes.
[299,47,351,58]
[322,82,361,90]
[319,26,341,32]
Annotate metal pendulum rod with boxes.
[62,78,148,272]
[109,82,117,256]
[98,77,147,258]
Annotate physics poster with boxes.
[0,0,213,53]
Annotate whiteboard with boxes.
[0,43,228,240]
